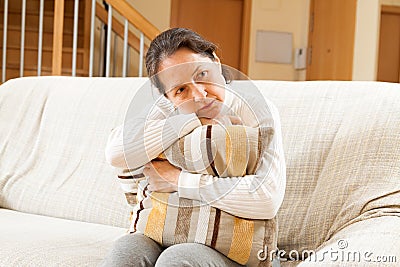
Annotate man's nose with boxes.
[190,83,207,100]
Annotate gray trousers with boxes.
[100,233,244,267]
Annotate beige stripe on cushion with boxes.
[213,127,227,176]
[227,217,254,265]
[162,193,179,247]
[226,126,247,177]
[164,138,188,171]
[144,192,169,244]
[174,198,193,244]
[215,210,235,256]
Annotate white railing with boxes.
[37,0,44,76]
[71,0,79,77]
[2,0,8,82]
[105,3,112,77]
[1,0,159,83]
[19,0,26,77]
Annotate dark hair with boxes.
[145,28,231,93]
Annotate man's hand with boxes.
[199,117,217,125]
[143,159,181,193]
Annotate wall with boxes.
[247,0,310,80]
[353,0,400,81]
[352,0,382,81]
[127,0,171,31]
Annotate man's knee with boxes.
[155,243,241,267]
[101,233,162,267]
[155,244,196,267]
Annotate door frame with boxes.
[170,0,252,75]
[378,5,400,82]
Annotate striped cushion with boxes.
[131,124,277,266]
[162,125,274,177]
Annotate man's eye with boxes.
[197,71,208,79]
[176,87,185,95]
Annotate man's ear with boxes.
[212,52,223,74]
[212,52,221,64]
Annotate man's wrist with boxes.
[177,170,202,200]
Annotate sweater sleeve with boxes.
[178,95,286,219]
[105,100,202,170]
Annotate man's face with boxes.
[157,48,226,119]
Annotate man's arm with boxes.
[105,102,202,170]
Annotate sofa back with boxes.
[1,77,399,252]
[244,80,400,254]
[0,77,149,228]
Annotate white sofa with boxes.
[0,77,399,266]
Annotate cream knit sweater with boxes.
[105,87,286,219]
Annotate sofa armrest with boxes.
[295,216,400,266]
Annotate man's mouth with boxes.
[199,100,215,111]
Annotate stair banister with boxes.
[38,0,44,76]
[105,4,113,77]
[89,0,96,77]
[139,32,144,77]
[20,0,26,77]
[122,19,128,77]
[72,0,80,76]
[0,0,160,82]
[2,0,8,83]
[52,0,65,75]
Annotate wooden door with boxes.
[170,0,251,75]
[306,0,357,80]
[377,6,400,83]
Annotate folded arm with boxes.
[105,102,202,170]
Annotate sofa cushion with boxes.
[297,216,400,266]
[0,208,126,266]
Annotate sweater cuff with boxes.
[178,170,202,200]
